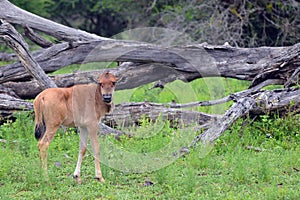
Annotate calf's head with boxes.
[98,72,118,103]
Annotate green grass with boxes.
[0,112,299,199]
[0,75,299,199]
[0,60,15,66]
[51,62,118,75]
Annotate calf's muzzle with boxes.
[102,94,112,103]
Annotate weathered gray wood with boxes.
[191,97,256,146]
[0,52,17,61]
[0,39,299,85]
[0,42,71,83]
[24,26,53,48]
[0,93,33,119]
[284,66,300,88]
[3,69,283,102]
[250,43,300,88]
[3,63,198,99]
[0,84,18,98]
[189,88,300,148]
[0,0,105,42]
[2,63,290,101]
[0,94,33,110]
[102,101,219,128]
[0,20,57,89]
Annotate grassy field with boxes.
[0,78,299,199]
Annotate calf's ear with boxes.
[115,77,119,82]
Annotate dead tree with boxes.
[0,0,300,149]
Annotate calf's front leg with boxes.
[88,125,105,183]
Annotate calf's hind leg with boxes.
[38,125,59,177]
[73,127,88,184]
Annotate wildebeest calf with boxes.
[33,72,118,183]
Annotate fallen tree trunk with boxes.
[0,62,289,101]
[103,102,219,128]
[189,87,300,149]
[0,39,298,84]
[2,63,199,99]
[1,40,298,100]
[0,94,33,119]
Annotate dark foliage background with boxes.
[8,0,300,47]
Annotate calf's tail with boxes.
[34,118,46,140]
[33,98,46,140]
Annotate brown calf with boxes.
[33,72,118,183]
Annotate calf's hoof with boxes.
[96,177,105,183]
[73,175,82,184]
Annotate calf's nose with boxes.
[102,94,112,103]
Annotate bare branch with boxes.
[188,87,300,150]
[24,26,53,48]
[0,20,56,89]
[284,66,300,88]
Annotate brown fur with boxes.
[33,72,117,183]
